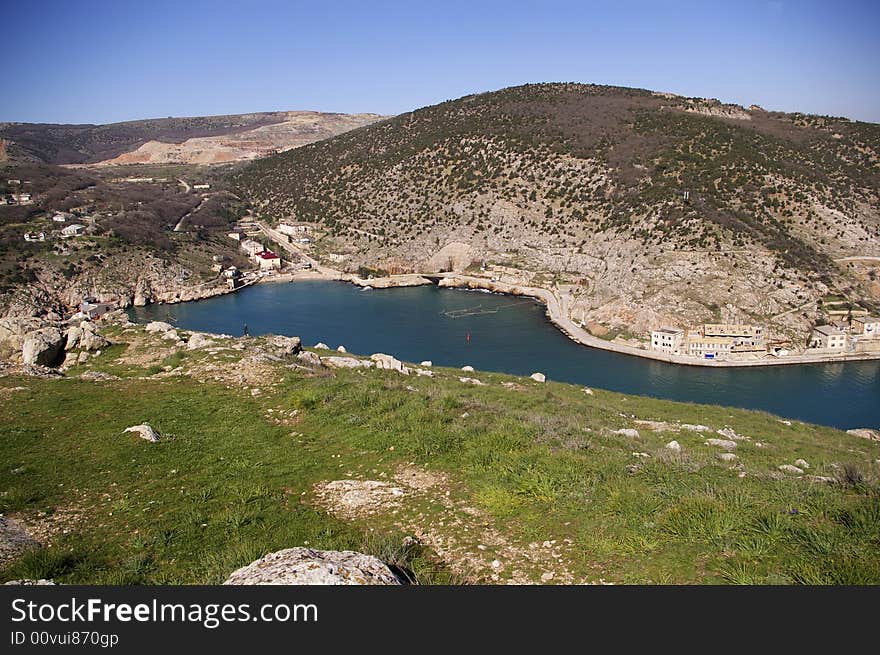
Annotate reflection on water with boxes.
[130,280,880,429]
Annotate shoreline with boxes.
[141,260,880,369]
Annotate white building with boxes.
[240,239,264,257]
[193,183,211,190]
[61,224,85,238]
[686,335,734,360]
[852,316,880,339]
[651,328,684,354]
[23,231,45,242]
[255,250,282,271]
[810,325,847,351]
[277,222,310,236]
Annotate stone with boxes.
[846,428,880,442]
[323,356,373,369]
[0,516,39,565]
[420,361,432,367]
[681,424,711,432]
[583,387,594,395]
[805,475,835,484]
[161,330,180,341]
[461,365,474,372]
[717,427,747,441]
[716,453,738,462]
[336,345,347,353]
[530,372,546,382]
[459,377,485,385]
[705,438,737,450]
[79,371,119,381]
[21,327,66,367]
[3,579,55,585]
[265,335,302,357]
[414,368,434,377]
[793,458,810,469]
[665,440,681,451]
[314,342,330,350]
[611,428,640,438]
[124,424,160,443]
[296,351,323,367]
[223,548,401,585]
[370,353,410,374]
[145,321,174,333]
[187,333,216,350]
[778,464,804,475]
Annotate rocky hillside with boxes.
[0,111,384,166]
[233,83,880,340]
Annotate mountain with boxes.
[232,83,880,341]
[0,111,385,166]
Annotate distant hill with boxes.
[0,111,385,166]
[232,83,880,340]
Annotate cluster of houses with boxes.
[2,179,33,205]
[229,233,282,272]
[651,323,767,360]
[21,212,87,243]
[277,221,312,244]
[652,315,880,360]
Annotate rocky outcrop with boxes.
[223,547,401,585]
[846,428,880,441]
[264,335,302,357]
[705,438,737,450]
[21,327,66,367]
[124,424,160,443]
[297,351,323,367]
[145,321,174,333]
[323,356,373,369]
[65,322,109,352]
[370,353,409,374]
[186,333,216,350]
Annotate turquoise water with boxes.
[130,280,880,429]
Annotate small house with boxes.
[61,224,85,238]
[240,239,264,257]
[23,231,45,242]
[256,250,281,271]
[810,325,847,351]
[52,214,67,223]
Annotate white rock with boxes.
[420,361,432,367]
[297,351,322,367]
[846,428,880,441]
[459,377,485,386]
[223,548,401,585]
[123,424,160,443]
[336,345,347,353]
[21,327,66,367]
[681,424,711,432]
[314,342,330,350]
[778,464,804,475]
[187,333,215,350]
[145,321,174,333]
[717,427,747,441]
[665,440,681,451]
[583,388,594,395]
[716,453,738,462]
[705,438,737,450]
[530,372,546,383]
[323,356,373,369]
[612,428,640,438]
[461,365,474,372]
[414,368,434,377]
[793,458,810,469]
[370,353,410,374]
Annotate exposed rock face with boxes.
[0,317,45,351]
[223,548,401,585]
[21,327,66,367]
[124,424,160,443]
[297,351,323,367]
[370,353,410,374]
[0,517,39,564]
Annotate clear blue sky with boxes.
[3,0,879,124]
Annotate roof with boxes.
[814,325,845,336]
[256,251,279,260]
[653,327,683,335]
[854,315,880,323]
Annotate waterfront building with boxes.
[809,325,847,351]
[650,327,684,354]
[852,316,880,339]
[256,250,282,271]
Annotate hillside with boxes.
[1,315,878,584]
[232,83,880,342]
[0,111,384,166]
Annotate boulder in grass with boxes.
[223,548,401,585]
[705,438,737,450]
[124,424,160,443]
[778,464,804,475]
[21,327,66,367]
[530,372,546,383]
[145,321,174,333]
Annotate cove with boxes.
[130,280,880,430]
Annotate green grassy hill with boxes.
[1,319,878,584]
